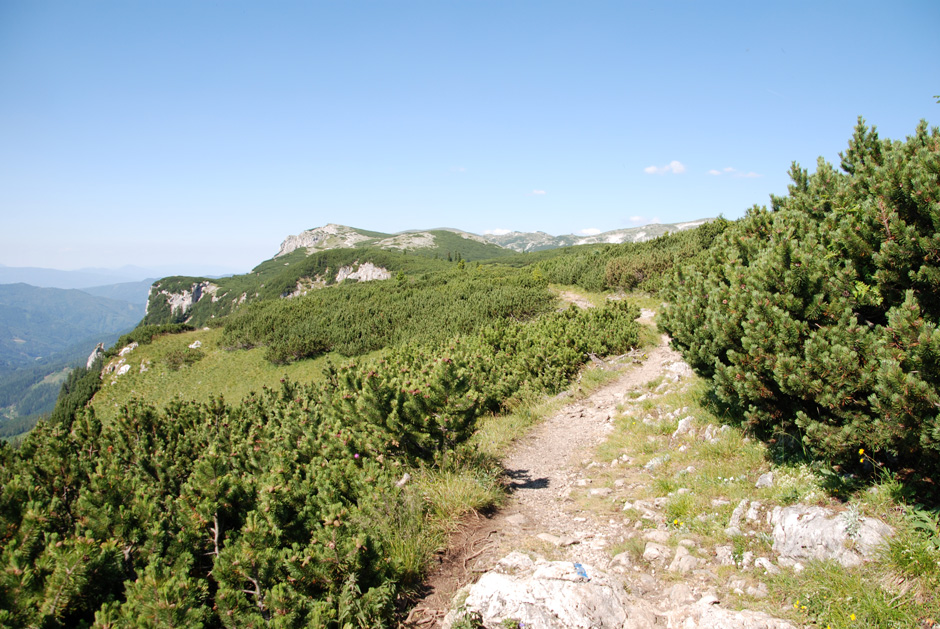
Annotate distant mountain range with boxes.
[0,263,238,290]
[477,220,712,252]
[0,283,147,433]
[276,220,714,257]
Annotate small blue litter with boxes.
[573,562,589,580]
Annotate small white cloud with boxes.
[485,228,511,235]
[709,166,763,178]
[643,160,686,175]
[579,228,601,235]
[530,189,547,195]
[629,216,645,224]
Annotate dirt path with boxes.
[557,290,595,310]
[404,331,683,627]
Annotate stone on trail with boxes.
[443,552,797,629]
[672,416,694,438]
[441,552,629,629]
[642,542,671,563]
[537,533,578,547]
[755,472,774,488]
[667,545,700,573]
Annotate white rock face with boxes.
[663,601,797,629]
[335,262,391,283]
[86,343,105,369]
[118,342,138,357]
[672,416,694,438]
[155,281,219,318]
[442,552,629,629]
[276,224,374,257]
[770,504,892,567]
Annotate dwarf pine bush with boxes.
[661,119,940,483]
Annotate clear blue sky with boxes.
[1,1,937,274]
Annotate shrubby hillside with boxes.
[142,222,727,328]
[143,231,511,327]
[1,221,663,627]
[219,266,554,363]
[0,293,640,626]
[661,119,940,487]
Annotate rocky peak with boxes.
[276,224,375,258]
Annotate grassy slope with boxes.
[95,279,560,422]
[89,327,343,422]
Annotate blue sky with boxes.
[1,1,937,274]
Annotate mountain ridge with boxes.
[275,220,715,257]
[142,219,720,327]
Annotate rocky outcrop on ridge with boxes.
[276,224,376,257]
[147,280,219,318]
[86,342,105,368]
[334,262,392,283]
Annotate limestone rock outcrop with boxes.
[334,262,391,283]
[86,343,105,368]
[276,224,374,257]
[770,504,892,567]
[148,281,219,320]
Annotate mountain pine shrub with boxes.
[0,300,638,627]
[661,119,940,484]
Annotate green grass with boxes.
[38,367,71,387]
[90,327,339,422]
[768,560,935,628]
[416,466,504,524]
[620,292,663,312]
